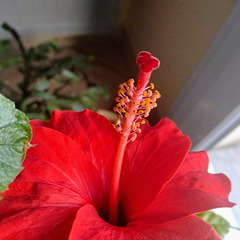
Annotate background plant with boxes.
[0,22,109,120]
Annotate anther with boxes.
[152,102,157,108]
[150,83,154,89]
[131,133,137,142]
[120,99,125,105]
[127,91,133,97]
[155,90,161,96]
[127,78,135,88]
[147,90,152,97]
[118,90,124,96]
[125,96,130,103]
[132,122,136,131]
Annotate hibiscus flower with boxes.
[0,51,234,240]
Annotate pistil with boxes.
[108,51,160,225]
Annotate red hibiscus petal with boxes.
[30,119,48,127]
[120,118,191,220]
[69,204,220,240]
[0,126,104,239]
[0,206,78,240]
[176,151,209,175]
[31,110,119,208]
[144,215,221,240]
[131,171,234,224]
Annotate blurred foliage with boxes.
[0,22,109,120]
[197,211,230,239]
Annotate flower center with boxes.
[108,51,160,225]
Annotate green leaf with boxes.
[79,86,110,109]
[0,57,22,70]
[62,69,80,82]
[0,94,32,195]
[35,92,54,101]
[48,98,85,112]
[34,80,51,92]
[0,40,10,54]
[25,112,48,121]
[197,211,230,239]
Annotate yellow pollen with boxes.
[155,90,160,96]
[121,108,125,113]
[116,103,121,107]
[138,110,144,114]
[145,98,151,103]
[136,123,140,128]
[150,83,154,89]
[141,100,146,106]
[141,120,145,124]
[113,107,118,112]
[125,113,130,118]
[133,100,137,105]
[133,110,137,114]
[143,91,147,97]
[118,90,124,96]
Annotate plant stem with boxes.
[230,226,240,231]
[2,23,32,105]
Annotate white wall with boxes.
[0,0,122,39]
